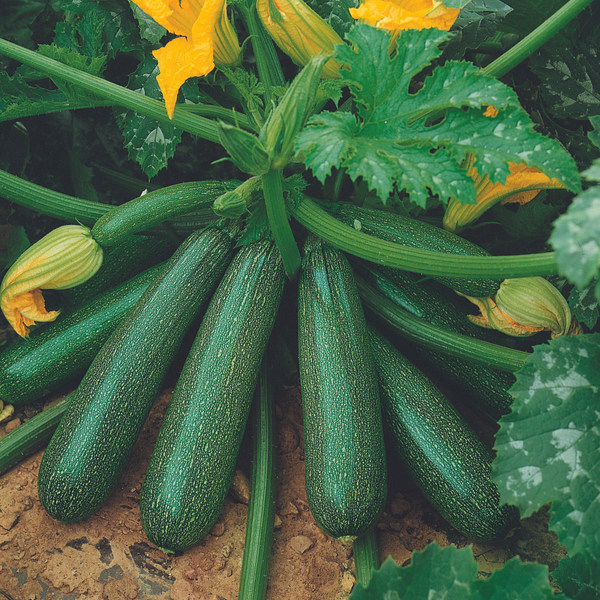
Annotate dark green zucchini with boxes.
[353,260,515,420]
[0,394,70,475]
[60,234,175,307]
[91,180,239,247]
[298,237,387,540]
[37,224,236,523]
[140,239,285,553]
[336,204,501,297]
[368,325,520,541]
[0,262,164,406]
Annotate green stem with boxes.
[356,274,528,372]
[262,169,301,279]
[353,528,378,587]
[483,0,595,78]
[238,1,285,107]
[0,39,221,143]
[0,169,216,234]
[238,352,276,600]
[291,196,558,279]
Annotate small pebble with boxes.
[5,418,21,433]
[289,535,313,555]
[279,502,299,516]
[210,522,225,536]
[341,571,356,594]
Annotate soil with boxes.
[0,370,566,600]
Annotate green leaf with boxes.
[589,116,600,151]
[304,0,359,37]
[568,280,599,330]
[350,543,557,600]
[128,0,167,44]
[493,334,600,557]
[529,43,600,120]
[296,25,581,208]
[550,160,600,300]
[113,53,183,179]
[553,551,600,600]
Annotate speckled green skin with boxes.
[0,263,163,405]
[37,226,236,523]
[368,325,520,541]
[140,240,285,553]
[298,238,387,540]
[336,204,501,297]
[354,260,515,420]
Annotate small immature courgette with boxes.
[37,224,236,523]
[336,204,501,297]
[368,325,520,541]
[298,237,387,540]
[140,239,285,553]
[0,262,164,406]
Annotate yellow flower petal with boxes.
[350,0,459,32]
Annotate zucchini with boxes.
[335,204,501,297]
[37,224,236,523]
[353,260,515,420]
[0,394,70,476]
[0,262,164,406]
[61,234,175,307]
[91,180,239,247]
[298,237,387,540]
[140,239,285,553]
[368,325,520,541]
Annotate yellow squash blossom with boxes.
[257,0,344,79]
[350,0,460,36]
[0,225,103,337]
[444,153,565,233]
[461,277,578,339]
[131,0,241,118]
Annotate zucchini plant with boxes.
[0,0,599,598]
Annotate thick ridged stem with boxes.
[291,196,558,280]
[353,528,379,587]
[0,39,221,142]
[483,0,596,78]
[356,274,528,373]
[238,351,276,600]
[262,169,301,278]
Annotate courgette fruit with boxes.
[91,180,238,247]
[37,225,236,523]
[353,260,515,420]
[336,204,501,297]
[0,394,70,476]
[368,325,520,541]
[0,262,164,406]
[140,239,285,553]
[298,237,387,540]
[61,234,175,307]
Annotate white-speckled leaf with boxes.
[492,334,600,557]
[550,160,600,298]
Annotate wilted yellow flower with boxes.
[257,0,343,79]
[444,153,565,233]
[0,225,103,337]
[461,277,575,339]
[350,0,460,34]
[131,0,241,118]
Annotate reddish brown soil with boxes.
[0,372,565,600]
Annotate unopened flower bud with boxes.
[0,225,103,337]
[213,176,261,218]
[257,0,343,79]
[217,122,271,176]
[260,53,328,169]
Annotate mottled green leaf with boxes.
[114,53,183,179]
[350,543,556,600]
[550,160,600,300]
[297,25,581,208]
[128,0,166,44]
[493,334,600,557]
[568,280,599,330]
[553,551,600,600]
[305,0,359,37]
[529,43,600,120]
